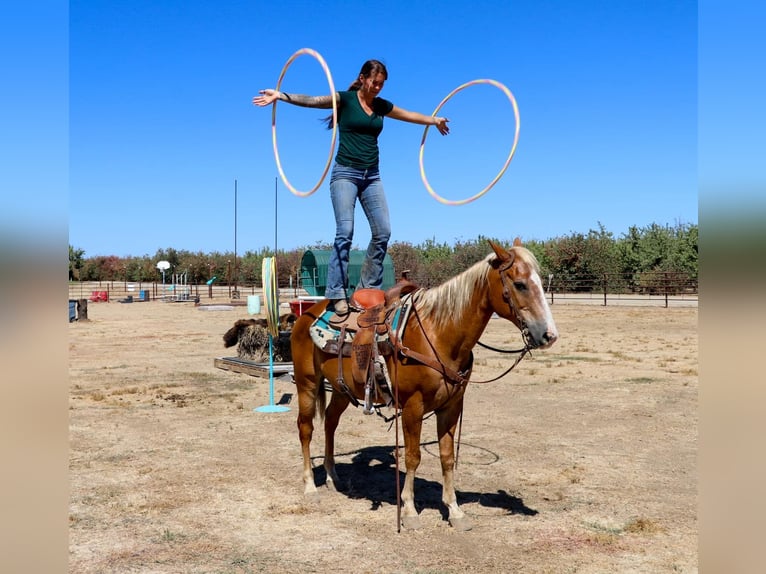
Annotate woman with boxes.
[253,59,450,315]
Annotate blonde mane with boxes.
[414,246,540,328]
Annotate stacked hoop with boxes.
[261,257,279,338]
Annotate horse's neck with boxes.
[450,290,494,350]
[412,285,494,357]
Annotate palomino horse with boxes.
[290,239,558,530]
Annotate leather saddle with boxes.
[308,281,418,411]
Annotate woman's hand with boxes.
[433,116,450,136]
[252,89,279,107]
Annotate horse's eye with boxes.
[513,281,527,291]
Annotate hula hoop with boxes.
[262,257,279,338]
[272,48,337,197]
[419,79,520,206]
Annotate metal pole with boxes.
[274,176,279,306]
[274,176,278,255]
[234,179,238,290]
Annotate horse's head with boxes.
[487,239,558,349]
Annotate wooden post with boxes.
[77,298,89,321]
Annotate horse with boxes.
[290,239,558,531]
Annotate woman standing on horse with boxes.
[253,59,450,315]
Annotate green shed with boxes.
[299,250,395,297]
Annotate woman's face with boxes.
[360,72,386,96]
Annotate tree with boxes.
[388,242,424,283]
[70,221,697,294]
[69,245,85,280]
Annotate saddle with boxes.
[308,281,419,413]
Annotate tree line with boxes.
[69,221,697,294]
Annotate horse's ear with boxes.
[488,239,510,262]
[513,237,522,247]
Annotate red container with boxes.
[90,290,109,302]
[289,300,316,316]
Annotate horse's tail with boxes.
[291,303,329,424]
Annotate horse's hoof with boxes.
[401,515,422,530]
[304,491,321,503]
[449,516,473,531]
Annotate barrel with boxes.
[247,295,261,315]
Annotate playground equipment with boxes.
[169,272,192,302]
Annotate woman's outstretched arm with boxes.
[252,89,338,109]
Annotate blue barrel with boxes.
[247,295,261,314]
[69,300,77,322]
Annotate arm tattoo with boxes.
[281,93,335,109]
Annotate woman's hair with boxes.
[323,59,388,129]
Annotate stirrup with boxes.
[332,298,349,315]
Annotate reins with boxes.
[393,340,402,534]
[476,339,528,354]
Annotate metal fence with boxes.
[547,271,698,307]
[68,271,698,309]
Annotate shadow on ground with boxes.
[312,443,537,522]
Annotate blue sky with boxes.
[65,0,698,257]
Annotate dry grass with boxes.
[69,301,697,573]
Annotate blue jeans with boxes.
[325,163,391,300]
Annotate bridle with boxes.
[468,255,533,384]
[388,252,533,390]
[495,251,533,347]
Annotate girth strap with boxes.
[335,323,360,407]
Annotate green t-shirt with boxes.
[334,90,394,169]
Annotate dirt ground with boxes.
[69,299,697,573]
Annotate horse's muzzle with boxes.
[527,325,558,349]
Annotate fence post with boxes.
[664,272,669,308]
[77,298,89,321]
[603,274,608,306]
[547,274,554,305]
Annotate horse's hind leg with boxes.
[323,388,350,491]
[437,400,472,531]
[295,351,325,499]
[296,379,320,499]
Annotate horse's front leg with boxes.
[437,399,472,531]
[323,388,350,491]
[400,397,424,530]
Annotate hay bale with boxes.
[223,314,296,363]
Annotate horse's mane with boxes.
[414,246,540,327]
